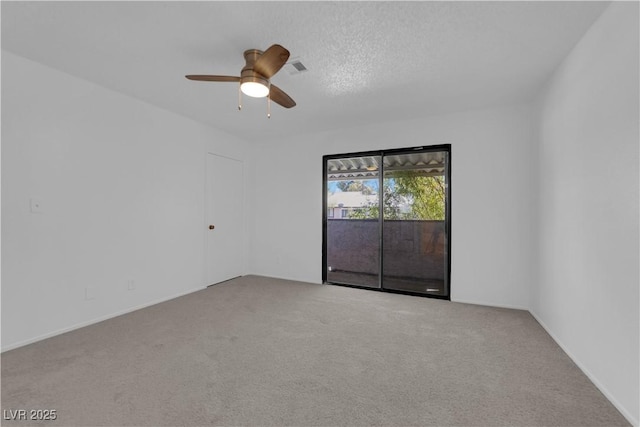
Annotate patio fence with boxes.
[327,219,446,280]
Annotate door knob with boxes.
[209,225,215,230]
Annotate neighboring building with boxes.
[327,190,415,219]
[327,191,377,219]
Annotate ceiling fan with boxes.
[186,44,296,117]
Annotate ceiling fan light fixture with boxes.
[240,76,270,98]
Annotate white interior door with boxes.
[206,153,244,285]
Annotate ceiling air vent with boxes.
[285,58,308,75]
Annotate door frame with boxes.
[205,152,245,286]
[322,144,452,300]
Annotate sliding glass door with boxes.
[324,154,381,288]
[323,146,450,299]
[381,151,449,296]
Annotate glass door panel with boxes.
[381,151,449,296]
[325,155,381,288]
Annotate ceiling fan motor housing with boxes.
[241,49,269,87]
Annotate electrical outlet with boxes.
[127,279,135,291]
[85,286,95,301]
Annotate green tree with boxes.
[336,180,374,195]
[348,172,445,220]
[394,171,445,220]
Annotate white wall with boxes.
[1,51,252,351]
[250,104,536,309]
[533,2,639,424]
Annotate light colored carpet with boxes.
[1,275,629,426]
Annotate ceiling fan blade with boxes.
[185,75,240,82]
[253,44,290,79]
[270,84,296,108]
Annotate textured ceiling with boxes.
[1,1,609,141]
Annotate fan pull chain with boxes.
[267,92,271,119]
[238,84,242,111]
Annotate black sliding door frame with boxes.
[322,144,452,300]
